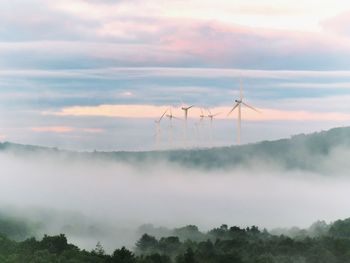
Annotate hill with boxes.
[1,126,350,172]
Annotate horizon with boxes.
[0,124,348,153]
[1,1,350,150]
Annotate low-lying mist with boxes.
[1,143,350,252]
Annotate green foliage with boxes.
[112,247,136,263]
[3,126,350,172]
[173,225,205,242]
[2,218,350,262]
[329,218,350,238]
[0,215,34,241]
[136,234,159,255]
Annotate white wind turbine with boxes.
[199,108,206,123]
[207,108,220,142]
[181,103,194,122]
[166,108,181,144]
[180,101,194,143]
[227,80,259,145]
[194,108,207,145]
[154,108,168,147]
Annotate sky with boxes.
[1,0,350,150]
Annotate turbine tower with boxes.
[199,108,206,123]
[181,104,194,121]
[207,108,220,143]
[154,108,168,147]
[227,80,259,145]
[180,101,194,144]
[166,108,180,144]
[195,108,207,145]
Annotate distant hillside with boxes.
[2,212,350,263]
[1,126,350,172]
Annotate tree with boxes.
[40,234,69,254]
[176,248,197,263]
[92,242,105,256]
[136,234,158,254]
[112,246,136,263]
[158,236,181,256]
[141,253,171,263]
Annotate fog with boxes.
[1,147,350,252]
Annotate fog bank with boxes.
[1,146,350,251]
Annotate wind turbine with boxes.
[199,108,206,123]
[166,108,181,144]
[181,104,194,121]
[207,108,220,143]
[193,108,206,145]
[207,109,220,125]
[227,80,259,145]
[180,101,194,144]
[154,108,168,147]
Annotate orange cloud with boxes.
[30,126,105,134]
[51,105,170,118]
[30,126,75,133]
[47,104,350,122]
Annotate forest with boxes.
[1,216,350,262]
[2,126,350,172]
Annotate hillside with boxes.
[1,126,350,172]
[1,214,350,263]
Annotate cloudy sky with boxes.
[1,0,350,150]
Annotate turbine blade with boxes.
[242,102,260,113]
[227,103,239,116]
[213,112,221,117]
[158,108,168,121]
[178,98,185,107]
[240,79,244,100]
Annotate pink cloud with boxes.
[49,105,170,119]
[156,19,350,66]
[47,104,350,122]
[321,11,350,36]
[30,126,75,133]
[30,126,105,134]
[2,14,350,68]
[3,0,350,69]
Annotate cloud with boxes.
[2,7,350,70]
[30,126,104,134]
[81,128,104,133]
[3,67,350,79]
[45,104,350,122]
[142,67,350,79]
[321,11,350,36]
[120,91,134,97]
[48,0,350,32]
[30,126,75,133]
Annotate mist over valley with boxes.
[1,127,350,252]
